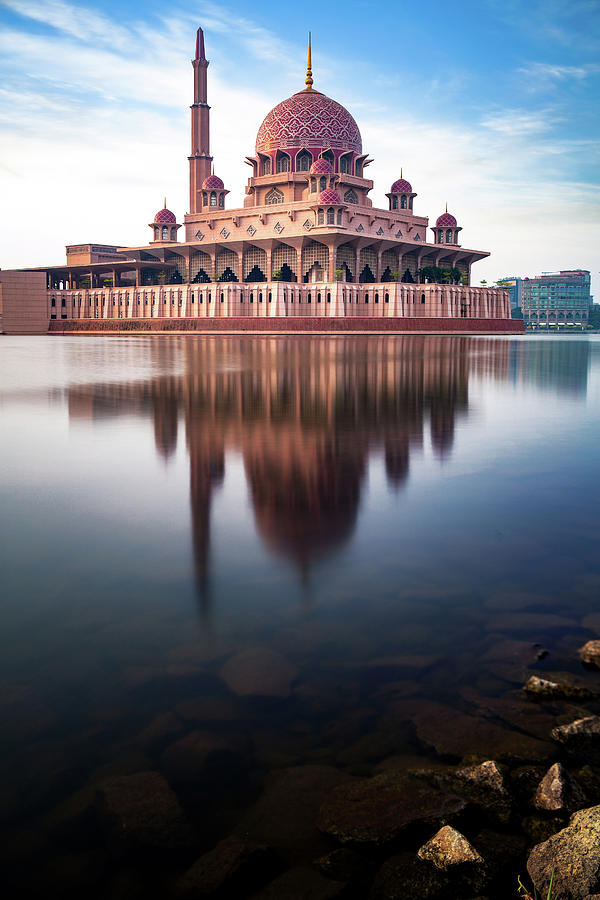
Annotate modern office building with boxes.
[521,271,591,326]
[497,277,523,310]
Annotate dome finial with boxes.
[304,32,313,91]
[400,168,403,178]
[163,196,166,208]
[445,201,448,213]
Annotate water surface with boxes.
[1,335,599,897]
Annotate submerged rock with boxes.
[96,771,195,850]
[252,866,347,899]
[551,716,600,762]
[417,825,484,871]
[220,647,298,698]
[316,772,466,845]
[534,762,587,813]
[456,760,507,794]
[177,835,277,897]
[409,700,553,763]
[527,805,600,899]
[579,641,600,668]
[524,675,598,701]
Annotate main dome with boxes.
[256,90,362,155]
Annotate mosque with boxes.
[0,28,521,334]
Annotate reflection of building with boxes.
[65,338,471,597]
[1,28,521,334]
[521,270,591,326]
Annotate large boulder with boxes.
[524,675,598,702]
[316,772,466,845]
[534,763,587,813]
[527,805,600,899]
[417,825,484,871]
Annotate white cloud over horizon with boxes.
[1,0,598,297]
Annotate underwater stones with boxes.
[527,805,600,900]
[177,835,278,897]
[251,866,347,899]
[417,825,484,871]
[456,761,506,794]
[524,675,598,701]
[579,640,600,668]
[220,647,298,698]
[369,852,469,900]
[534,763,587,813]
[236,765,353,860]
[316,772,466,845]
[409,700,553,763]
[453,760,512,822]
[95,771,195,850]
[161,730,250,783]
[551,716,600,762]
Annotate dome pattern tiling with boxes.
[436,212,458,226]
[154,208,176,223]
[319,188,342,204]
[310,158,334,174]
[390,178,413,194]
[203,175,225,190]
[256,90,362,154]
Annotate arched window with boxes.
[340,154,352,174]
[317,209,324,225]
[421,293,426,303]
[161,225,169,240]
[261,156,272,175]
[438,230,444,243]
[409,196,413,209]
[391,195,398,209]
[210,191,217,207]
[327,207,335,224]
[276,153,290,173]
[265,187,284,205]
[336,209,342,225]
[344,189,358,204]
[446,229,453,243]
[319,176,327,191]
[401,195,407,209]
[296,150,312,171]
[202,191,208,206]
[310,177,317,193]
[219,193,225,208]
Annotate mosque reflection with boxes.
[65,335,591,602]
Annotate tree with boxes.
[272,268,283,281]
[480,279,487,286]
[589,304,600,329]
[333,269,344,281]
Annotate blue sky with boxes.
[1,0,598,295]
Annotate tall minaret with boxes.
[189,26,213,214]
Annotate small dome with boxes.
[390,178,413,194]
[436,212,457,227]
[154,207,176,224]
[202,174,225,190]
[319,188,342,205]
[310,158,333,175]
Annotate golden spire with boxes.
[304,32,313,90]
[164,197,167,208]
[400,168,403,178]
[445,201,448,213]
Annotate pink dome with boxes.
[256,90,362,155]
[310,158,333,175]
[154,207,176,224]
[202,174,225,190]
[319,188,342,205]
[436,212,457,227]
[390,178,413,194]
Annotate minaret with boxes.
[189,26,213,214]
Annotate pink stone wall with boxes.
[0,270,48,334]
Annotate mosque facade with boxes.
[0,28,521,334]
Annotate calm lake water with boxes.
[1,334,599,897]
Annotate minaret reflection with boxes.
[66,336,476,605]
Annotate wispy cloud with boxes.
[480,109,558,136]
